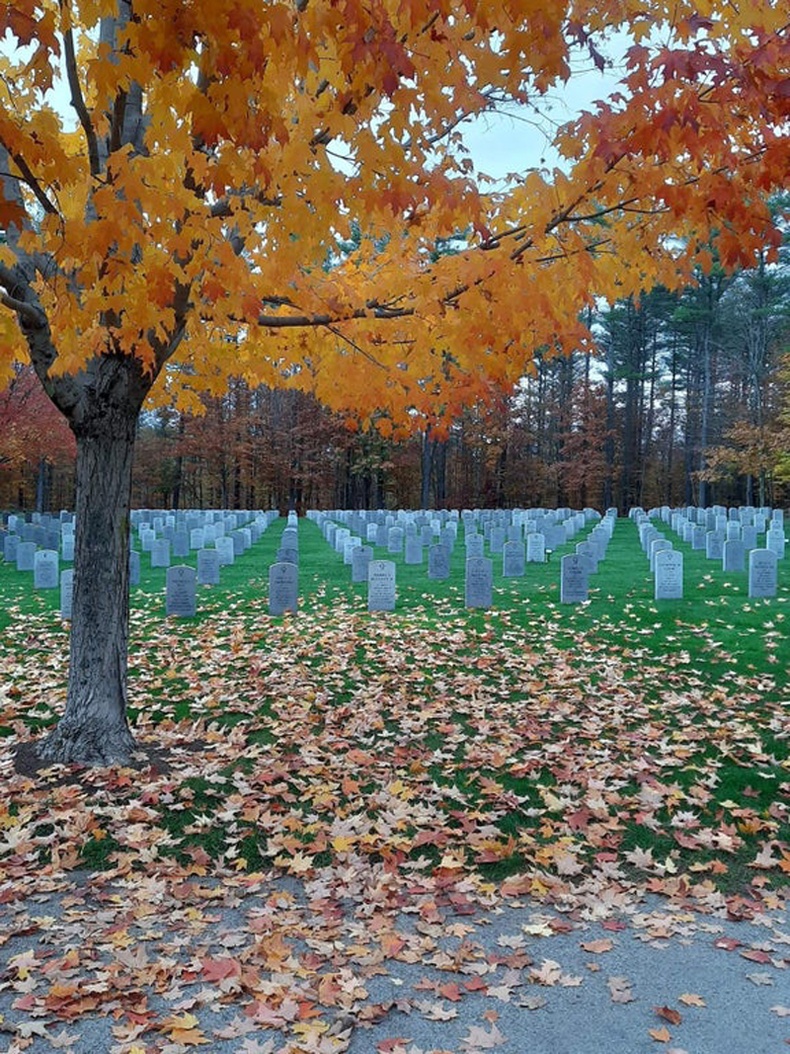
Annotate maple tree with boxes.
[0,0,787,763]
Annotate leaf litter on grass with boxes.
[1,593,789,1052]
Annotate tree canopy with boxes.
[1,0,787,433]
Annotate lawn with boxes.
[1,515,788,916]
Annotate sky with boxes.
[460,34,632,181]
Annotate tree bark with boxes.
[37,372,144,765]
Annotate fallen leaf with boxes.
[460,1022,506,1049]
[607,976,635,1004]
[746,973,774,986]
[581,939,614,954]
[654,1006,682,1026]
[649,1025,672,1042]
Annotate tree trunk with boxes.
[38,413,138,765]
[420,429,434,509]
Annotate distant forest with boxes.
[3,250,789,515]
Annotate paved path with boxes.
[1,869,788,1053]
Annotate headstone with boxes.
[387,527,404,554]
[269,562,298,615]
[526,532,545,563]
[575,540,597,574]
[4,533,19,562]
[741,525,758,551]
[197,547,221,585]
[33,549,59,589]
[281,527,298,552]
[404,536,423,564]
[166,565,197,617]
[15,541,36,572]
[766,527,786,560]
[150,539,171,568]
[502,541,525,578]
[139,527,156,552]
[368,560,396,612]
[654,549,683,600]
[465,533,484,558]
[215,536,235,566]
[351,545,374,584]
[705,531,724,561]
[560,554,588,603]
[59,569,74,619]
[748,549,778,598]
[465,556,493,608]
[722,539,745,573]
[489,527,506,554]
[173,529,190,558]
[428,544,450,580]
[647,537,670,571]
[129,550,141,586]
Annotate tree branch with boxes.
[62,20,102,176]
[8,150,59,216]
[0,290,46,325]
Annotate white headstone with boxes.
[129,550,141,586]
[502,541,525,578]
[59,569,74,619]
[269,562,298,615]
[197,547,221,585]
[404,536,423,564]
[526,532,546,563]
[465,556,493,608]
[15,541,36,571]
[166,565,197,617]
[387,527,404,554]
[465,533,484,558]
[428,544,450,580]
[654,549,683,600]
[748,548,778,598]
[150,539,171,568]
[351,545,374,583]
[33,549,59,588]
[722,539,745,573]
[766,527,786,560]
[560,554,588,603]
[368,560,396,611]
[3,534,19,562]
[215,536,235,566]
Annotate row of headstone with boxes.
[310,507,617,609]
[646,505,786,559]
[633,507,783,599]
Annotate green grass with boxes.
[1,514,788,902]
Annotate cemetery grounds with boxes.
[0,513,788,1052]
